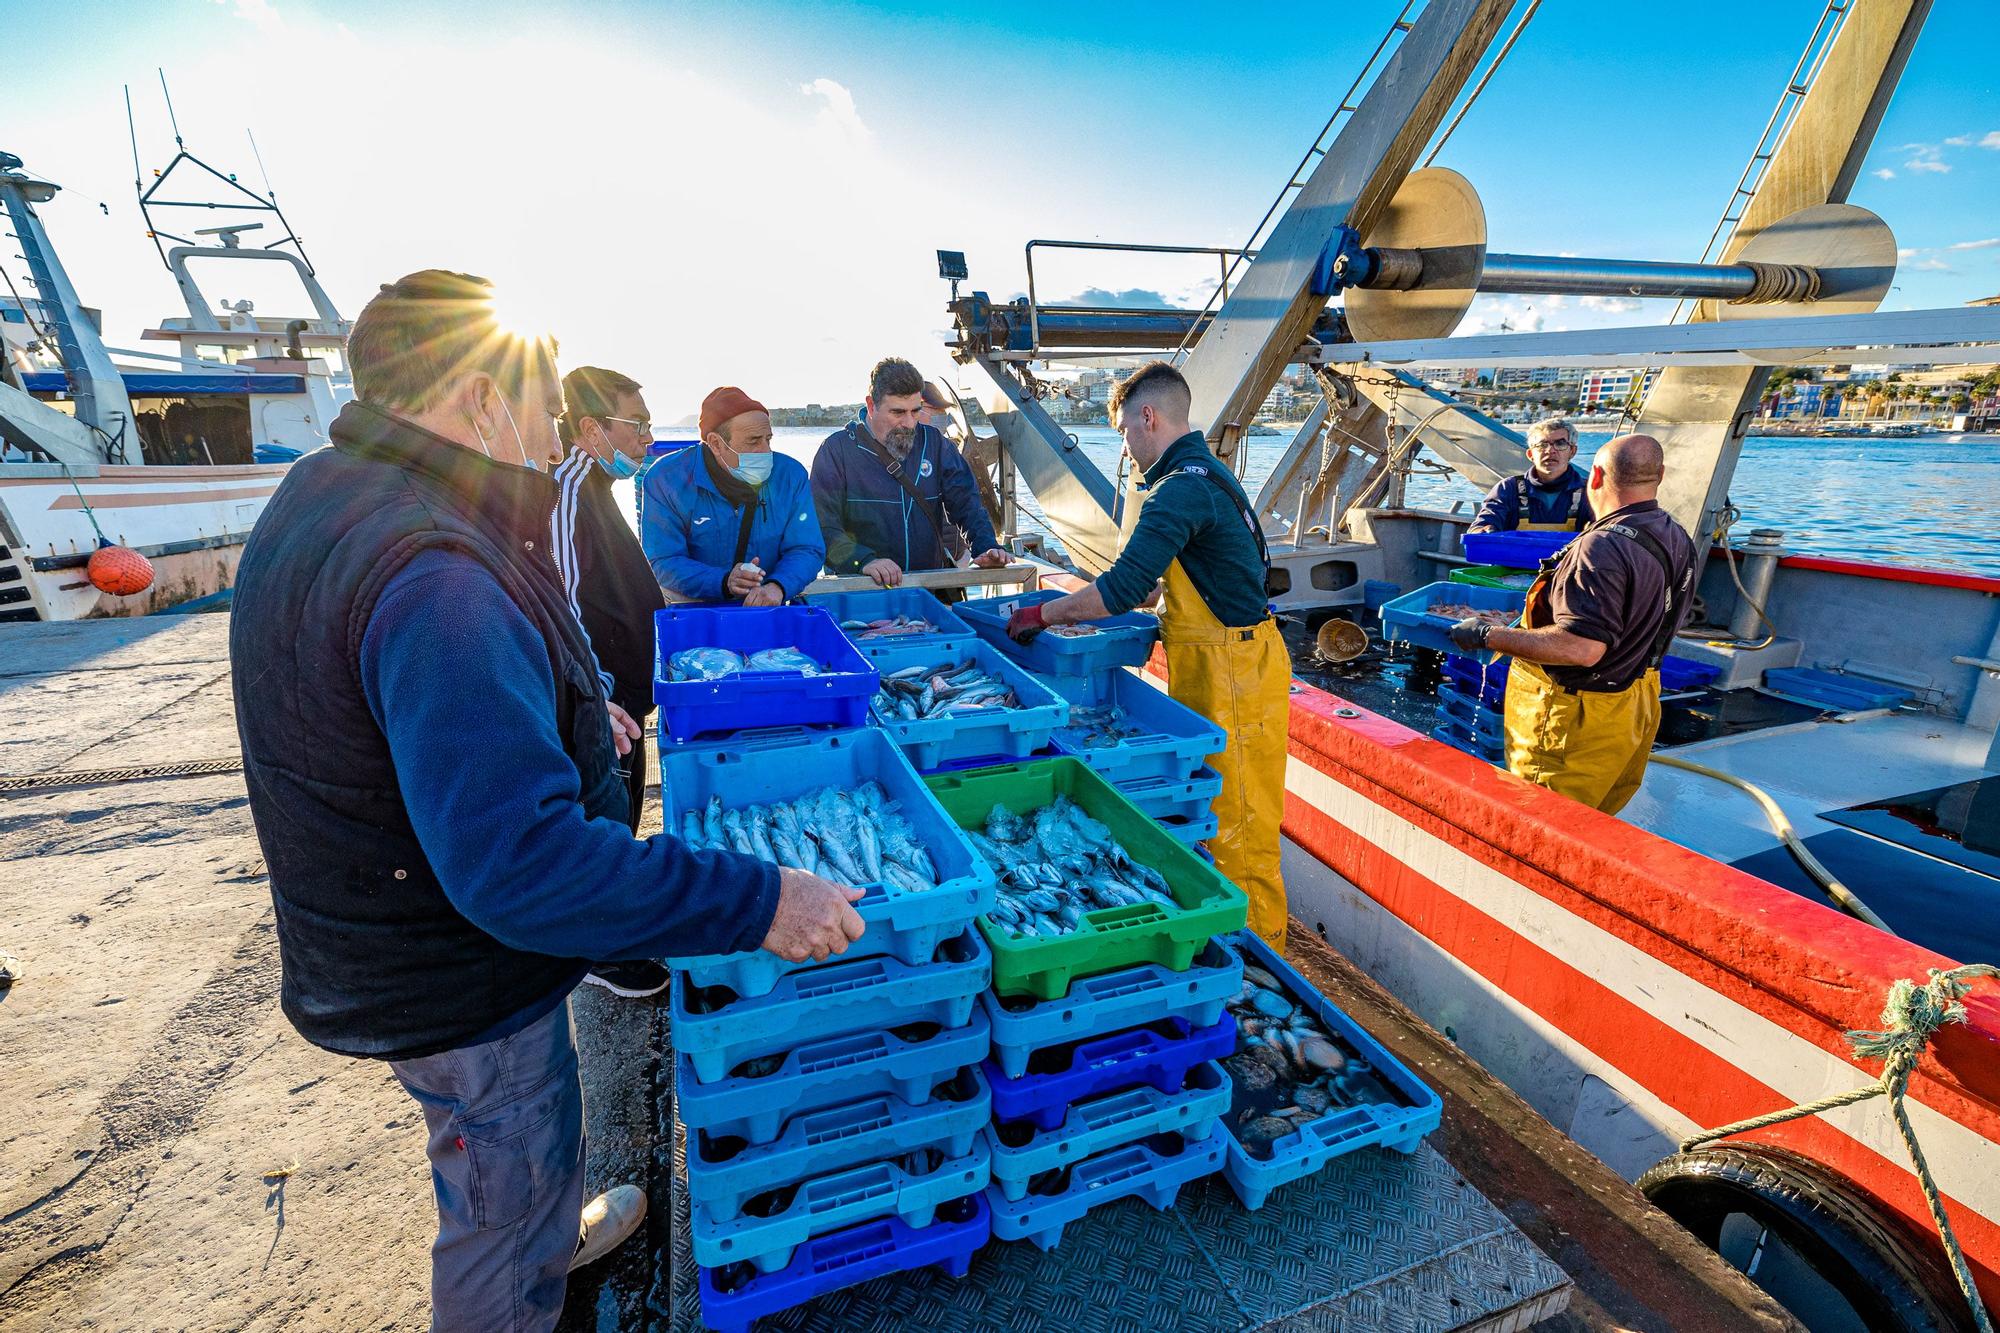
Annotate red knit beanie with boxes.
[699,386,767,440]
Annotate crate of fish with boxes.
[1218,932,1442,1211]
[693,1139,990,1274]
[654,604,880,741]
[859,638,1070,771]
[698,1193,989,1333]
[957,589,1160,677]
[686,1068,990,1223]
[983,938,1241,1079]
[984,1014,1237,1132]
[676,1009,993,1147]
[662,729,996,998]
[1436,682,1505,751]
[674,928,990,1084]
[1045,668,1224,784]
[985,1124,1227,1252]
[1157,810,1220,847]
[1114,766,1222,824]
[810,586,976,650]
[923,757,1248,1001]
[1377,581,1523,661]
[986,1061,1230,1202]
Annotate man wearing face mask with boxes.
[230,272,865,1332]
[641,386,825,605]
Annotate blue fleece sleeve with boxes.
[811,444,874,573]
[1467,477,1518,534]
[937,439,998,554]
[766,465,827,598]
[360,550,779,960]
[1095,476,1205,615]
[642,463,729,600]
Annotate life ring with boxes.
[1639,1145,1971,1333]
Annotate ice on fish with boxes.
[975,795,1178,939]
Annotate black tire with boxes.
[1638,1145,1972,1333]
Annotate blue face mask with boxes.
[599,449,642,481]
[730,451,774,487]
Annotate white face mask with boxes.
[471,392,537,472]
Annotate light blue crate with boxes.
[1115,766,1222,823]
[686,1067,990,1224]
[692,1140,990,1274]
[858,638,1070,770]
[1157,810,1219,847]
[985,1123,1227,1251]
[1377,581,1523,661]
[981,938,1242,1080]
[986,1061,1230,1203]
[807,586,976,650]
[957,590,1159,677]
[674,928,990,1085]
[661,729,997,999]
[1046,668,1223,784]
[676,1009,992,1147]
[1436,682,1505,750]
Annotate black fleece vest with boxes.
[230,402,625,1060]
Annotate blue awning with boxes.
[21,369,309,396]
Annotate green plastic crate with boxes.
[922,757,1248,1001]
[1448,564,1538,591]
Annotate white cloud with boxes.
[1906,158,1952,174]
[799,77,870,149]
[1912,257,1954,272]
[1949,238,2000,251]
[1580,295,1641,314]
[1944,135,1973,147]
[1872,168,1896,180]
[211,0,283,32]
[1981,132,2000,150]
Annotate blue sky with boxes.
[5,0,1996,410]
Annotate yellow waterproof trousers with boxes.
[1158,561,1292,947]
[1503,659,1661,815]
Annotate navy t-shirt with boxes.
[1533,500,1696,689]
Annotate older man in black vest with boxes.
[230,271,863,1332]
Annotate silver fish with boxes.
[703,796,726,847]
[681,809,707,849]
[720,808,755,856]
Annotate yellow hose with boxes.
[1647,753,1893,932]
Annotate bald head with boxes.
[1599,434,1664,489]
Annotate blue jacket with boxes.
[1467,465,1593,534]
[810,420,998,574]
[640,445,826,601]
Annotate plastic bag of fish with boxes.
[872,659,1022,723]
[666,645,823,682]
[1221,948,1404,1154]
[678,780,938,893]
[841,615,938,640]
[969,796,1178,938]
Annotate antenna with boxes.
[124,85,143,195]
[246,129,276,203]
[158,68,183,148]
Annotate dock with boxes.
[1,616,1800,1331]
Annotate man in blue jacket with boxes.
[1467,417,1594,534]
[811,357,1009,587]
[642,386,824,603]
[230,272,864,1332]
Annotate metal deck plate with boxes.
[666,1118,1572,1332]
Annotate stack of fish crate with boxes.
[923,756,1248,1250]
[654,626,1004,1329]
[1435,653,1508,761]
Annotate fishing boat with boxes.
[929,2,2000,1328]
[0,115,349,622]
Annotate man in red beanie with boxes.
[641,387,825,603]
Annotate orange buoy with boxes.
[87,543,155,597]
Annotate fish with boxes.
[810,788,867,884]
[843,615,939,640]
[680,809,707,849]
[720,808,756,856]
[703,796,727,848]
[743,805,779,865]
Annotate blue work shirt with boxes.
[1468,465,1592,533]
[810,419,998,574]
[640,445,826,601]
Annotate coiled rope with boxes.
[1680,963,2000,1332]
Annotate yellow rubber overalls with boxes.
[1157,560,1292,947]
[1514,473,1587,532]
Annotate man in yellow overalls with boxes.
[1004,362,1291,944]
[1448,434,1697,815]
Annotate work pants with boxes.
[390,999,586,1333]
[1503,660,1661,815]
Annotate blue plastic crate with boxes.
[654,604,879,741]
[985,1124,1226,1251]
[1431,717,1503,763]
[1158,810,1219,846]
[808,587,976,650]
[1442,653,1510,708]
[676,1009,992,1146]
[661,729,997,998]
[1436,682,1505,750]
[687,1067,990,1223]
[986,1061,1230,1203]
[1660,655,1721,694]
[1763,666,1911,712]
[1378,581,1523,660]
[674,928,991,1084]
[1219,932,1442,1211]
[1046,669,1224,784]
[957,589,1159,677]
[1461,529,1574,569]
[984,1014,1237,1133]
[1115,766,1222,823]
[697,1192,988,1333]
[693,1139,990,1273]
[858,638,1071,770]
[984,939,1243,1079]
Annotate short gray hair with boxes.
[1526,417,1575,447]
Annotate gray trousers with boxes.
[391,998,585,1333]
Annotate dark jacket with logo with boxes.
[230,402,777,1060]
[809,420,997,574]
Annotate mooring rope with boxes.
[1679,963,1999,1332]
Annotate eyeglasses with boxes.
[602,415,653,436]
[1531,438,1575,450]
